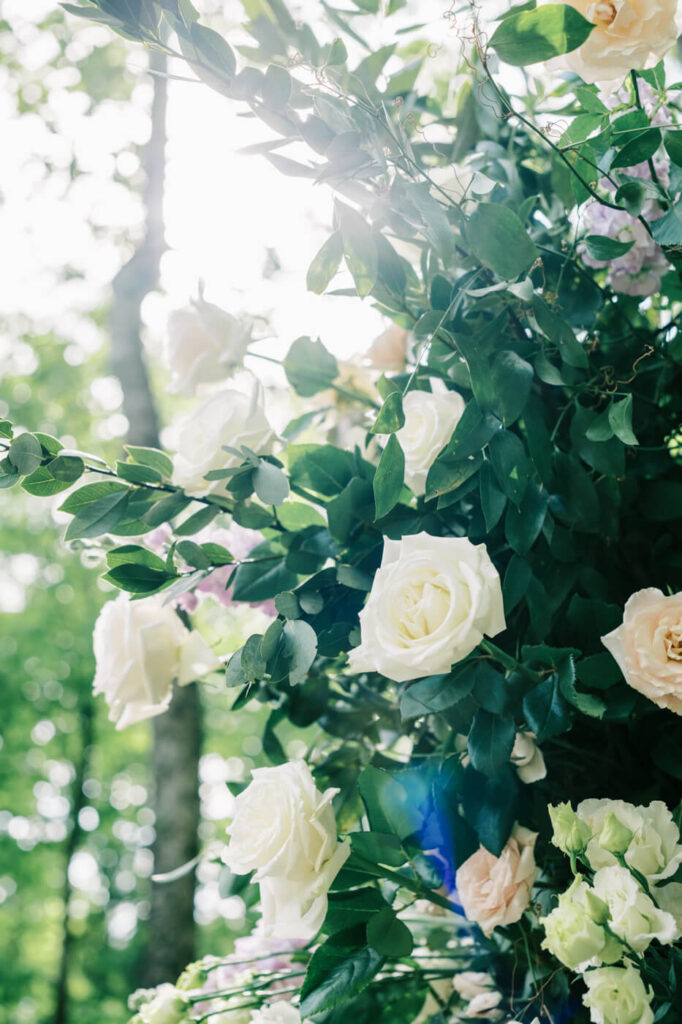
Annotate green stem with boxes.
[479,639,541,682]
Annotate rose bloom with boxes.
[576,797,682,883]
[366,323,408,372]
[455,825,537,937]
[172,384,276,497]
[540,0,681,87]
[582,964,654,1024]
[93,593,221,729]
[165,296,250,395]
[223,761,349,940]
[136,984,188,1024]
[348,532,505,683]
[394,384,466,496]
[602,588,682,715]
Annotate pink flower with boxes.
[602,588,682,715]
[455,825,537,937]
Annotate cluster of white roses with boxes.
[541,797,682,1024]
[129,982,303,1024]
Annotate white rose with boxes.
[172,384,276,497]
[393,384,466,496]
[576,798,682,883]
[250,1005,301,1024]
[602,588,682,715]
[223,761,349,941]
[93,593,221,729]
[510,731,547,785]
[139,985,188,1024]
[165,296,250,395]
[453,971,497,1001]
[540,0,680,87]
[348,532,505,683]
[582,964,654,1024]
[592,865,679,951]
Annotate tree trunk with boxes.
[108,49,202,986]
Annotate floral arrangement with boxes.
[4,1,682,1022]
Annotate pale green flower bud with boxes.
[548,802,592,858]
[598,811,634,857]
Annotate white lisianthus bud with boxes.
[250,1005,301,1024]
[576,798,682,883]
[510,731,547,784]
[349,532,505,683]
[393,383,466,497]
[223,761,349,941]
[172,384,276,497]
[138,985,188,1024]
[165,296,251,395]
[592,865,679,951]
[548,802,592,858]
[582,964,654,1024]
[538,0,681,88]
[540,877,624,971]
[93,593,221,729]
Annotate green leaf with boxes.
[299,926,384,1018]
[583,235,635,261]
[144,490,193,527]
[467,710,516,778]
[373,434,404,519]
[8,432,43,475]
[189,21,236,76]
[276,501,326,530]
[106,545,168,572]
[269,619,318,685]
[60,481,128,514]
[102,563,175,595]
[176,540,212,569]
[21,466,74,497]
[650,200,682,246]
[479,461,507,532]
[350,831,406,868]
[232,542,300,602]
[467,204,538,280]
[283,336,339,397]
[307,232,344,294]
[611,129,661,170]
[371,391,404,435]
[65,488,130,541]
[400,670,476,720]
[335,201,377,297]
[117,461,163,485]
[288,444,355,497]
[608,394,638,446]
[490,3,594,66]
[505,481,548,555]
[358,766,423,841]
[253,461,290,505]
[461,765,519,856]
[664,130,682,167]
[366,909,413,957]
[491,351,533,426]
[325,889,389,933]
[174,504,221,536]
[124,445,173,478]
[523,675,572,742]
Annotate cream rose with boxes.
[250,1006,301,1024]
[540,0,680,87]
[602,588,682,715]
[348,532,505,683]
[172,384,276,497]
[541,877,624,971]
[576,798,682,883]
[93,593,221,729]
[367,323,408,372]
[582,964,654,1024]
[455,825,537,937]
[510,731,547,784]
[223,761,349,941]
[393,384,466,496]
[165,296,251,395]
[592,865,678,951]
